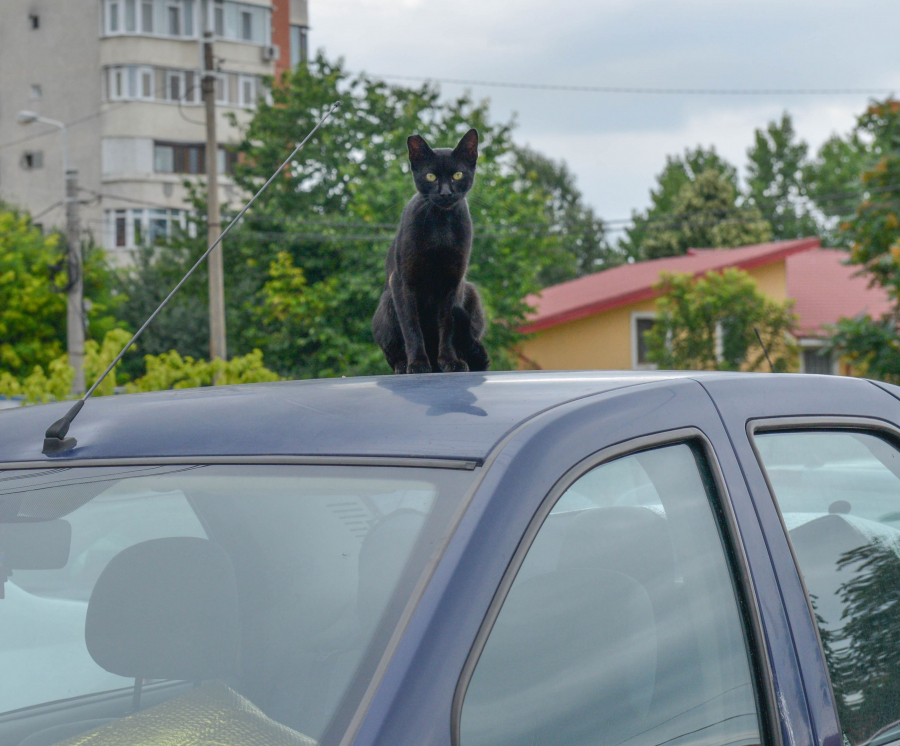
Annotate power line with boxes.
[365,73,896,97]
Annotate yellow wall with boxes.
[519,260,789,371]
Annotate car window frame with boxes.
[747,415,900,745]
[451,426,779,746]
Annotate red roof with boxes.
[521,238,821,333]
[787,248,891,338]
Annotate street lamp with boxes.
[17,110,67,176]
[17,110,84,395]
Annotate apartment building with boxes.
[0,0,309,263]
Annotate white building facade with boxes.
[0,0,308,263]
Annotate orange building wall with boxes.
[519,260,789,371]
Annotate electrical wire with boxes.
[363,73,896,97]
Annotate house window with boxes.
[167,70,182,101]
[240,10,251,40]
[106,208,185,249]
[214,0,225,35]
[802,346,833,375]
[21,151,44,170]
[289,25,307,67]
[29,84,42,100]
[167,3,181,35]
[239,75,254,107]
[124,0,136,31]
[141,0,154,32]
[141,67,153,98]
[28,13,40,29]
[115,210,127,247]
[631,313,657,369]
[182,0,194,35]
[127,66,138,97]
[108,0,120,32]
[154,144,175,172]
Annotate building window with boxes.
[290,25,308,67]
[108,0,120,32]
[141,0,154,32]
[21,151,44,170]
[124,0,136,31]
[167,3,181,35]
[153,141,235,175]
[240,10,252,40]
[141,67,154,98]
[631,313,657,369]
[29,84,42,100]
[106,208,187,250]
[28,13,40,29]
[154,144,175,172]
[239,75,255,107]
[802,346,834,375]
[214,0,225,35]
[183,0,194,36]
[167,70,182,101]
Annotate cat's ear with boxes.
[453,128,479,166]
[407,134,433,165]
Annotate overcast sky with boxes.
[311,0,900,235]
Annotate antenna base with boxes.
[43,436,77,455]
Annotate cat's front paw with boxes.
[406,360,432,375]
[440,358,469,373]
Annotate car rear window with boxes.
[0,463,474,746]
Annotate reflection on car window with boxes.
[0,464,472,746]
[756,431,900,746]
[461,443,761,746]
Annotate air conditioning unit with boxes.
[261,44,280,62]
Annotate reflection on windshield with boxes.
[0,464,473,746]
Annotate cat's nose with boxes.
[440,183,452,196]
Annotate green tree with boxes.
[621,146,741,259]
[645,268,797,371]
[746,112,821,240]
[0,206,123,379]
[827,101,900,379]
[512,146,617,284]
[638,169,772,259]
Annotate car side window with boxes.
[755,430,900,746]
[460,443,762,746]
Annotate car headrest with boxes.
[559,506,675,589]
[85,537,240,682]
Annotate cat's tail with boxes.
[452,306,490,372]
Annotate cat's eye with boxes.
[452,171,464,180]
[425,173,437,182]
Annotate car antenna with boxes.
[41,101,342,455]
[754,326,775,372]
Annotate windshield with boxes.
[0,463,475,746]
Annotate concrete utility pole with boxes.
[65,169,85,395]
[16,111,85,394]
[202,30,227,361]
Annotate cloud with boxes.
[312,0,900,221]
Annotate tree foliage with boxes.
[746,112,820,240]
[826,101,900,380]
[0,205,124,380]
[645,268,797,371]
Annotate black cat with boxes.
[372,128,490,375]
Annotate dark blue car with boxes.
[1,371,900,746]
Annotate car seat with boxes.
[27,537,314,746]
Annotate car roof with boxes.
[0,371,708,464]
